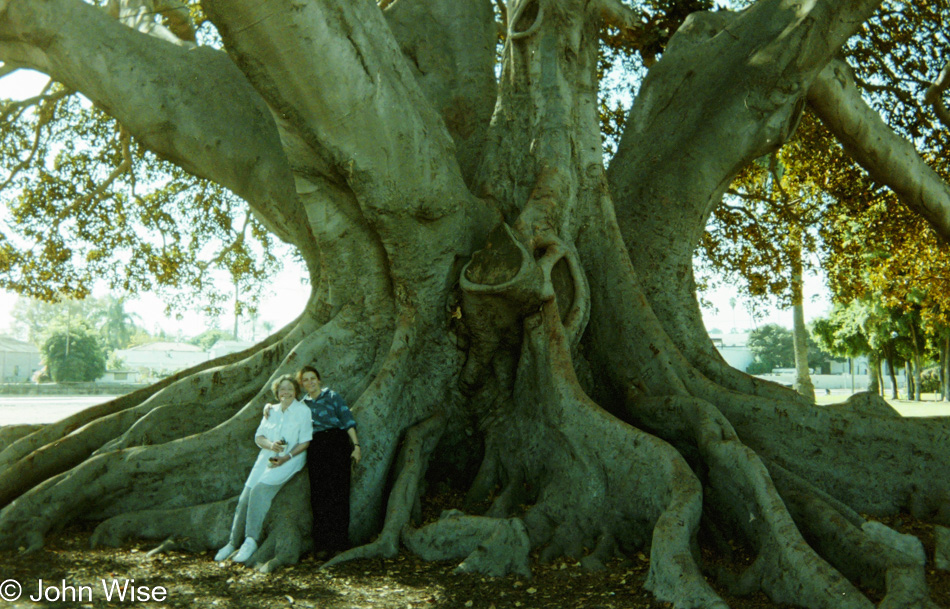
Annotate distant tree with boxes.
[11,297,95,345]
[746,324,794,375]
[812,303,881,394]
[41,323,107,382]
[105,351,126,371]
[747,323,837,376]
[10,298,58,344]
[94,295,141,351]
[127,327,158,348]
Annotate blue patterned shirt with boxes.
[305,388,357,432]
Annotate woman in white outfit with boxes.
[214,374,313,563]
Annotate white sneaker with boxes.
[214,543,236,562]
[232,538,258,563]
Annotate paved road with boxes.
[0,395,120,425]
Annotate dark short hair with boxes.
[271,374,300,400]
[296,365,321,384]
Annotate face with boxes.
[276,380,296,403]
[301,371,321,395]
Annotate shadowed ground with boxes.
[0,509,947,609]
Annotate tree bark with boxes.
[909,324,923,401]
[943,335,950,401]
[867,352,881,396]
[885,346,900,400]
[790,227,816,402]
[1,0,949,607]
[905,362,915,401]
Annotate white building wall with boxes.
[0,336,42,383]
[113,343,209,376]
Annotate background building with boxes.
[0,335,41,383]
[112,341,208,378]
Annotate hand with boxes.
[268,454,290,468]
[351,445,361,464]
[271,439,287,453]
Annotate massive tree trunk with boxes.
[2,0,950,607]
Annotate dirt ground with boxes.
[0,513,947,609]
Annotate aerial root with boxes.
[771,465,937,609]
[0,317,312,510]
[462,448,500,510]
[643,457,731,609]
[322,413,445,570]
[403,510,532,577]
[578,532,617,571]
[485,473,528,518]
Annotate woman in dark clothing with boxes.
[297,366,361,553]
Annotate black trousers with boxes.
[308,428,352,551]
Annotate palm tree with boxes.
[95,296,141,351]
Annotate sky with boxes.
[699,272,832,335]
[0,68,833,343]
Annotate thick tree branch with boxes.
[808,58,950,242]
[383,0,497,186]
[0,0,314,260]
[596,0,645,41]
[604,0,883,404]
[924,57,950,130]
[202,0,470,220]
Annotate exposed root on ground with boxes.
[771,464,937,609]
[0,310,375,553]
[0,321,294,471]
[323,412,446,569]
[91,474,312,573]
[0,318,306,509]
[405,511,532,577]
[0,424,42,452]
[688,380,950,523]
[628,392,943,608]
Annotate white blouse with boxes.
[244,399,313,488]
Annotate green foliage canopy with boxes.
[695,0,950,335]
[0,74,282,318]
[746,323,838,375]
[41,321,106,382]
